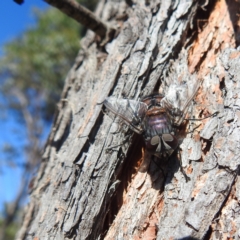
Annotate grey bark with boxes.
[16,0,240,240]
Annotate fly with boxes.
[103,81,202,161]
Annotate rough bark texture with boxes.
[16,0,240,239]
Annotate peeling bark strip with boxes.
[44,0,115,41]
[16,0,240,240]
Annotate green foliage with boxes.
[0,7,81,121]
[0,218,19,240]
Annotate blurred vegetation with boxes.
[0,7,81,121]
[0,0,97,238]
[0,219,18,240]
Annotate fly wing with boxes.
[161,80,202,126]
[103,97,148,134]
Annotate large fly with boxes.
[103,80,216,180]
[104,82,202,159]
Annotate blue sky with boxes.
[0,0,49,213]
[0,1,49,51]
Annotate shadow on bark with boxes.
[102,132,187,237]
[102,134,145,236]
[226,0,240,45]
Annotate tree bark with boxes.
[16,0,240,239]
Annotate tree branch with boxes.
[44,0,116,41]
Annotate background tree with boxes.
[0,6,82,240]
[16,0,240,239]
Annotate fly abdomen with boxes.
[145,114,172,137]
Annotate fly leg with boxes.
[184,112,219,134]
[177,148,190,182]
[151,155,166,182]
[105,132,132,152]
[185,111,219,121]
[185,124,201,134]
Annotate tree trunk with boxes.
[16,0,240,239]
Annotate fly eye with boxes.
[162,134,179,151]
[150,135,160,145]
[162,134,174,142]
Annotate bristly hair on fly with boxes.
[104,80,201,159]
[102,80,207,181]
